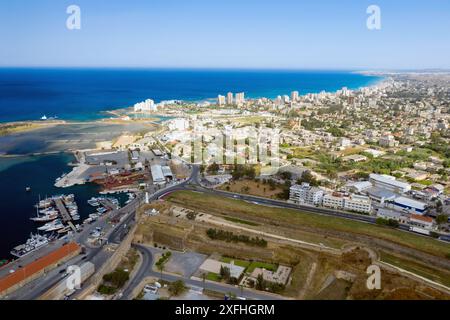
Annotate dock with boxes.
[98,198,118,211]
[54,198,77,232]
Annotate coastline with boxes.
[0,69,383,124]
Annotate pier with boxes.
[98,198,118,211]
[54,198,77,232]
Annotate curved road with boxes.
[121,244,285,300]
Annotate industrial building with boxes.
[369,174,411,193]
[150,165,165,184]
[391,196,427,215]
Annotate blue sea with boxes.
[0,68,381,259]
[0,68,382,122]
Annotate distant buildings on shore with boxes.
[134,99,156,112]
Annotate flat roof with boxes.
[150,165,165,182]
[366,187,397,198]
[0,242,80,294]
[369,174,411,190]
[394,196,427,210]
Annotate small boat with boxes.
[57,227,71,234]
[30,212,59,223]
[38,219,64,232]
[25,187,31,192]
[87,198,100,207]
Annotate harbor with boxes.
[0,153,129,262]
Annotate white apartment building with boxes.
[289,183,324,205]
[217,95,225,106]
[344,194,372,214]
[323,193,372,214]
[226,92,233,105]
[323,193,345,209]
[291,91,299,102]
[235,92,245,105]
[134,99,156,112]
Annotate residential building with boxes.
[134,99,156,112]
[409,214,434,230]
[323,193,345,209]
[323,193,372,214]
[227,92,233,105]
[217,95,225,106]
[344,194,372,214]
[289,183,324,205]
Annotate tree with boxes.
[256,274,265,291]
[436,214,448,225]
[207,162,220,175]
[220,265,230,281]
[169,280,186,296]
[297,171,319,186]
[436,200,443,214]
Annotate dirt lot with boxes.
[219,179,284,199]
[134,198,450,300]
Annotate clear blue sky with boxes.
[1,0,449,69]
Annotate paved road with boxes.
[121,244,285,300]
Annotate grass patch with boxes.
[380,251,450,288]
[224,216,259,226]
[220,257,251,268]
[206,272,222,282]
[167,191,450,259]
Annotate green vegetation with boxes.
[296,170,320,186]
[97,268,130,295]
[220,257,251,268]
[206,272,222,282]
[254,273,285,293]
[155,251,172,269]
[206,228,267,247]
[380,251,450,287]
[167,191,450,259]
[231,165,256,180]
[376,217,399,228]
[224,216,259,226]
[168,280,186,296]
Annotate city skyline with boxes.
[1,0,450,69]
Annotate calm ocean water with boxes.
[0,69,381,259]
[0,68,381,122]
